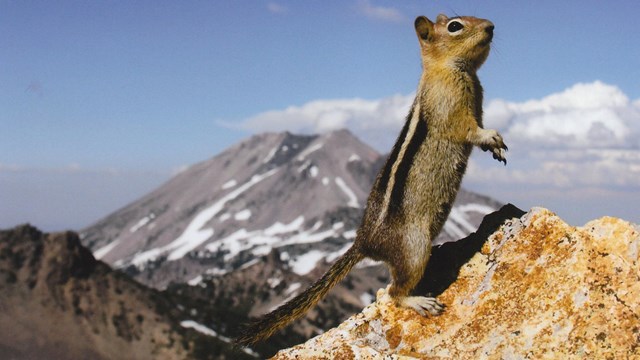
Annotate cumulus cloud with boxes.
[239,94,414,150]
[484,81,638,148]
[355,0,405,23]
[466,149,640,188]
[475,82,640,190]
[237,81,640,194]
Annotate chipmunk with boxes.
[235,13,507,346]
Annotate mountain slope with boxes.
[0,225,254,360]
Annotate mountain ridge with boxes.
[0,224,254,359]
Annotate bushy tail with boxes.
[234,246,364,346]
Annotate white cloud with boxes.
[485,81,637,148]
[267,2,288,14]
[471,82,640,190]
[466,149,640,188]
[239,94,414,150]
[355,0,405,23]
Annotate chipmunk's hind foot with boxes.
[398,295,445,316]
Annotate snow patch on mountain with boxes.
[181,320,221,338]
[267,277,282,288]
[264,216,305,236]
[187,275,203,286]
[325,243,351,263]
[457,203,495,214]
[234,209,251,221]
[221,179,237,189]
[439,203,497,245]
[290,250,326,275]
[240,258,260,270]
[263,146,278,163]
[297,142,323,161]
[335,177,360,208]
[348,154,361,162]
[297,160,312,173]
[93,238,122,260]
[285,282,301,294]
[448,208,477,233]
[343,229,357,239]
[180,320,260,357]
[130,168,279,267]
[130,213,155,233]
[205,217,353,264]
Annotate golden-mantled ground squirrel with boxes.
[236,13,507,346]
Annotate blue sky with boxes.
[1,1,639,230]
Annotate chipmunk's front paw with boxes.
[477,129,508,165]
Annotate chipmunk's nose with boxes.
[484,22,495,42]
[485,24,495,39]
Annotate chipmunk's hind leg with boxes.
[387,229,444,316]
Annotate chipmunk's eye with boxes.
[447,21,464,33]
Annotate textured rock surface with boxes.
[273,207,640,359]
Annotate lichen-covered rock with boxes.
[272,207,640,359]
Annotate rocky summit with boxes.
[273,206,640,359]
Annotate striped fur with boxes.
[234,13,506,348]
[377,102,426,223]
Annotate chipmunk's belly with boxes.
[405,139,472,239]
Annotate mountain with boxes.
[80,129,502,356]
[82,129,500,288]
[0,225,255,359]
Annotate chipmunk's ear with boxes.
[414,16,435,43]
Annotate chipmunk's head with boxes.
[414,14,494,72]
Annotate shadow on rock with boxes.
[414,203,526,297]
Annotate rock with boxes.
[272,206,640,359]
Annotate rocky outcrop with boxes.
[273,206,640,359]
